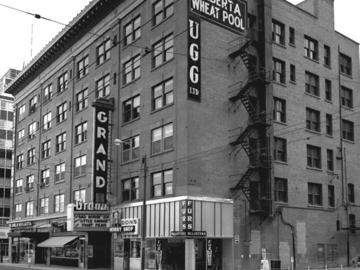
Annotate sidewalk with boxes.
[0,262,110,270]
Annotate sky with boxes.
[0,0,359,76]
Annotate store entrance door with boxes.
[166,240,185,270]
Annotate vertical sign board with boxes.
[93,105,110,203]
[181,200,193,232]
[188,16,201,102]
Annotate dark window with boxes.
[274,137,287,162]
[27,148,36,165]
[41,140,51,159]
[342,119,354,141]
[0,149,11,160]
[122,177,139,201]
[325,79,332,101]
[273,58,285,83]
[326,114,333,136]
[305,71,319,96]
[55,162,66,182]
[152,34,174,68]
[58,72,68,93]
[56,102,67,123]
[96,74,111,98]
[16,154,24,170]
[124,16,141,46]
[28,122,37,139]
[96,39,111,65]
[308,183,322,206]
[349,214,356,232]
[77,55,89,79]
[152,0,174,25]
[273,97,286,123]
[324,45,331,67]
[152,78,174,110]
[151,123,174,155]
[26,175,34,190]
[339,53,352,76]
[43,84,53,102]
[328,185,335,207]
[327,149,334,171]
[76,88,88,112]
[306,108,320,132]
[290,64,296,82]
[348,183,355,204]
[274,178,288,203]
[123,95,140,123]
[272,20,285,45]
[122,135,140,163]
[75,122,87,144]
[41,169,50,187]
[123,55,141,84]
[56,132,66,153]
[43,112,52,130]
[289,27,295,45]
[341,86,353,108]
[0,169,11,178]
[304,35,318,60]
[307,145,321,169]
[29,95,38,114]
[151,169,173,197]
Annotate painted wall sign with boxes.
[93,106,110,202]
[74,201,109,211]
[73,212,110,231]
[189,0,247,34]
[188,16,201,102]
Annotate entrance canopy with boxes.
[38,236,78,248]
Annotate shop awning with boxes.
[38,236,78,248]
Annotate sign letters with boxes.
[188,16,201,102]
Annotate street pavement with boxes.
[0,262,110,270]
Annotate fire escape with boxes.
[228,27,271,216]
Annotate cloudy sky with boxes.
[0,0,359,76]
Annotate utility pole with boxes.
[141,155,147,270]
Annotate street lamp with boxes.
[114,139,147,270]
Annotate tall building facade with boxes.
[5,0,360,269]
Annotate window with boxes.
[341,86,353,108]
[41,169,50,187]
[56,132,66,153]
[324,45,331,67]
[342,119,354,141]
[304,35,318,60]
[124,16,141,45]
[124,55,141,84]
[28,122,37,139]
[327,149,334,171]
[122,135,140,163]
[152,78,174,110]
[75,122,87,144]
[306,108,320,132]
[307,145,321,169]
[123,95,140,123]
[349,214,356,232]
[0,150,11,160]
[274,137,287,162]
[152,0,174,25]
[339,53,352,76]
[15,179,23,194]
[76,88,88,112]
[40,198,49,215]
[27,148,36,165]
[16,154,24,169]
[18,129,25,144]
[29,95,38,114]
[290,64,296,82]
[43,83,53,102]
[56,102,67,123]
[77,55,89,79]
[58,72,69,93]
[26,175,34,190]
[308,183,322,206]
[41,140,51,159]
[274,178,288,203]
[152,34,174,68]
[272,20,285,45]
[289,27,295,45]
[74,189,86,202]
[96,74,111,98]
[18,105,25,120]
[54,194,65,213]
[122,177,139,201]
[74,155,87,177]
[15,204,22,218]
[26,201,34,217]
[55,162,66,182]
[305,71,319,96]
[151,123,174,154]
[151,169,173,197]
[326,114,333,136]
[325,79,332,101]
[328,185,335,207]
[43,112,52,130]
[96,39,111,65]
[348,183,355,203]
[273,97,286,123]
[272,58,285,83]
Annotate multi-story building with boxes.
[5,0,360,269]
[0,69,20,95]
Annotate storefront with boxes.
[111,196,233,270]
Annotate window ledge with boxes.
[150,103,174,115]
[306,166,322,172]
[342,138,355,144]
[75,140,88,147]
[305,129,321,136]
[325,134,333,139]
[304,92,320,99]
[151,58,174,73]
[122,77,141,88]
[324,99,333,104]
[96,58,111,69]
[55,180,65,185]
[151,14,174,30]
[274,201,289,206]
[288,43,296,48]
[289,80,296,85]
[123,37,141,50]
[76,73,89,82]
[307,205,323,209]
[74,174,87,179]
[304,56,319,64]
[274,160,288,165]
[274,120,287,126]
[324,64,331,69]
[340,72,353,79]
[341,105,354,111]
[150,148,174,158]
[121,159,140,166]
[121,117,140,127]
[57,88,68,96]
[272,42,286,49]
[272,81,287,87]
[55,149,66,156]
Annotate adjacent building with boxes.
[5,0,360,269]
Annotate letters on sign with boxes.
[181,200,193,232]
[188,16,201,102]
[189,0,247,34]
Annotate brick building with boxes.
[5,0,360,269]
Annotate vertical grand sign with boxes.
[181,200,193,232]
[92,99,114,203]
[188,16,201,102]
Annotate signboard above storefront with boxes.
[110,218,139,235]
[189,0,247,34]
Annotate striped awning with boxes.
[38,236,78,248]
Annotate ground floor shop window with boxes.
[11,237,34,264]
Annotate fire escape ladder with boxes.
[231,167,256,197]
[230,125,255,148]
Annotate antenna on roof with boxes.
[30,23,34,59]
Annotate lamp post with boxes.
[114,139,147,270]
